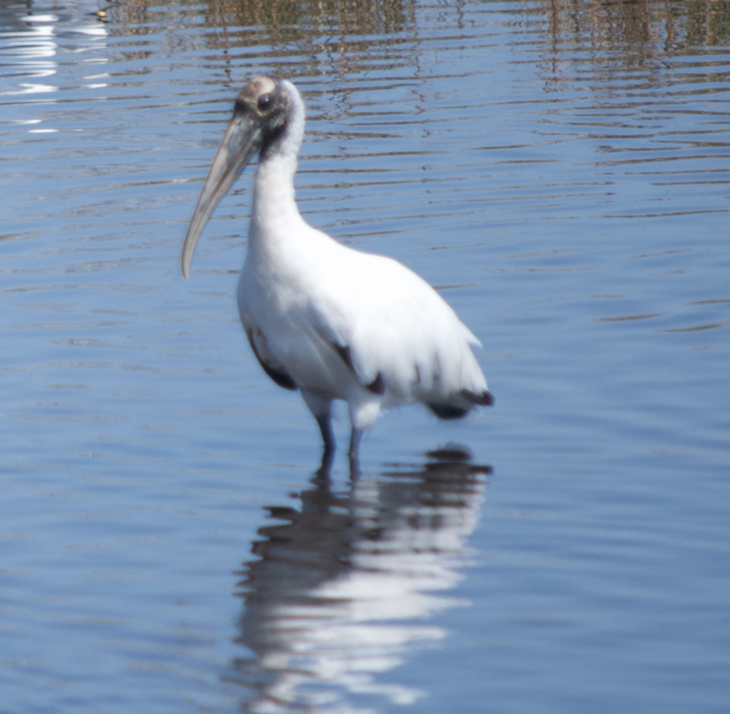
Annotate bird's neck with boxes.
[247,152,305,266]
[247,79,309,266]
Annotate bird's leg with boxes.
[317,414,335,452]
[302,391,335,467]
[316,413,336,461]
[348,426,362,457]
[348,427,362,477]
[315,444,334,480]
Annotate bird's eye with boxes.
[258,94,273,112]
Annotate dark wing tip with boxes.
[366,372,385,395]
[334,344,355,371]
[428,403,470,420]
[429,389,494,420]
[333,343,385,395]
[246,329,298,391]
[460,389,494,407]
[261,363,298,391]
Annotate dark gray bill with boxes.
[181,111,263,278]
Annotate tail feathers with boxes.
[427,403,470,420]
[427,389,494,421]
[463,389,494,407]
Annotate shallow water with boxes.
[1,0,729,712]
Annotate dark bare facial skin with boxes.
[233,76,289,151]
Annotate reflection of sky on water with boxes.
[230,449,491,713]
[0,4,107,108]
[1,13,58,97]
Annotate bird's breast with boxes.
[237,265,351,400]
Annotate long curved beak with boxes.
[181,110,264,278]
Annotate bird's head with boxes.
[181,76,293,278]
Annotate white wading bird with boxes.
[182,76,493,462]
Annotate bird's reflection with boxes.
[228,447,492,713]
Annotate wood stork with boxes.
[181,76,493,463]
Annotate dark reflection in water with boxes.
[102,0,730,60]
[204,0,415,39]
[229,448,491,712]
[539,0,730,55]
[107,0,415,37]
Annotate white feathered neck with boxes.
[248,80,308,257]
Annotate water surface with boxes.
[1,0,729,712]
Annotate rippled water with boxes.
[1,0,729,712]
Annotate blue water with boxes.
[1,0,729,712]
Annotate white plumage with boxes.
[182,76,493,462]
